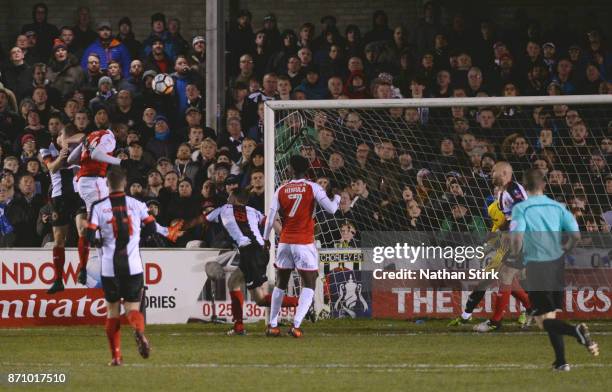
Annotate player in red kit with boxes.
[263,155,340,337]
[68,128,124,284]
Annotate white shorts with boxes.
[275,243,318,271]
[78,177,109,213]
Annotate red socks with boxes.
[491,284,512,322]
[105,317,121,359]
[230,290,244,327]
[263,293,298,307]
[52,246,65,281]
[127,310,145,333]
[78,236,89,268]
[511,288,532,310]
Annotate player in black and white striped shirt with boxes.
[184,188,298,335]
[41,124,84,294]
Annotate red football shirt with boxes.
[77,130,116,179]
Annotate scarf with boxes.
[155,129,170,141]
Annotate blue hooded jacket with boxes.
[81,38,132,78]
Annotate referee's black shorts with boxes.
[526,257,565,316]
[101,273,144,303]
[51,193,83,227]
[238,243,269,290]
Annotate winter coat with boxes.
[81,39,131,78]
[1,63,32,100]
[47,54,85,98]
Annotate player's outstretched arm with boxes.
[313,182,341,214]
[67,143,83,164]
[91,146,122,166]
[263,189,280,241]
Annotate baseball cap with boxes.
[21,134,35,144]
[543,42,556,49]
[96,20,112,30]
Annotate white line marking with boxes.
[2,362,611,371]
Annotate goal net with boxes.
[265,95,612,319]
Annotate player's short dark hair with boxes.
[523,168,545,192]
[106,166,127,189]
[289,155,309,176]
[233,188,250,205]
[63,123,77,136]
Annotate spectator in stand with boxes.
[20,3,59,61]
[551,58,576,95]
[298,66,328,99]
[168,18,190,57]
[231,54,255,87]
[262,13,282,53]
[58,25,79,57]
[146,115,176,160]
[6,173,44,246]
[2,47,32,101]
[344,25,363,59]
[106,60,130,92]
[172,55,200,115]
[46,39,85,99]
[189,36,206,86]
[111,90,140,128]
[144,38,173,74]
[71,6,97,53]
[363,10,393,45]
[174,143,200,183]
[247,168,265,213]
[285,55,304,89]
[227,10,254,77]
[220,117,245,162]
[143,13,177,61]
[89,76,117,112]
[298,47,313,70]
[81,20,131,78]
[116,17,143,61]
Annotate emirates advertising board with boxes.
[0,249,276,327]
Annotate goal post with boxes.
[264,95,612,319]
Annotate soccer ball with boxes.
[153,73,174,95]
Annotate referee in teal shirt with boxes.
[510,168,599,371]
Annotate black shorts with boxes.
[238,243,269,290]
[101,273,144,303]
[51,193,83,227]
[501,249,525,270]
[526,258,565,316]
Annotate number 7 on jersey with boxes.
[287,193,303,217]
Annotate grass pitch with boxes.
[0,319,610,392]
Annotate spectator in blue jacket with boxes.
[171,55,201,115]
[0,184,15,243]
[298,66,329,99]
[81,20,131,78]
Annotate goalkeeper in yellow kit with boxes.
[448,196,532,328]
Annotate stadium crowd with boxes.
[0,2,611,249]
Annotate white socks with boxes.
[269,287,285,327]
[294,288,314,328]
